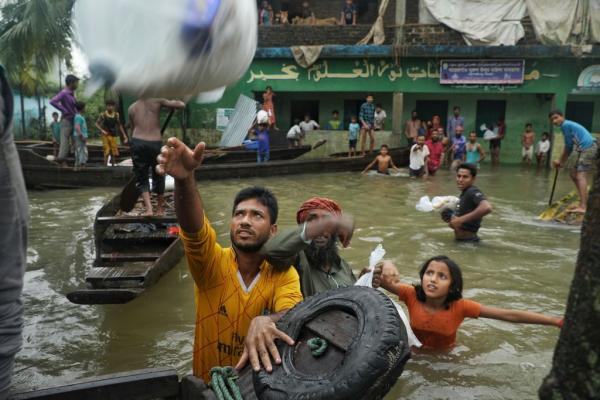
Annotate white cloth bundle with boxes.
[355,245,422,348]
[416,196,459,213]
[73,0,257,102]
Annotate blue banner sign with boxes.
[440,60,525,85]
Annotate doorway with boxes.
[566,101,594,131]
[291,100,319,127]
[343,99,363,129]
[475,100,506,137]
[415,100,449,131]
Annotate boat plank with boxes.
[96,216,178,225]
[7,367,178,400]
[99,253,162,262]
[86,264,153,281]
[66,289,144,305]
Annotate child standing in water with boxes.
[536,132,551,168]
[465,131,485,168]
[379,256,562,350]
[361,144,400,175]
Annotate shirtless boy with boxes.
[521,123,535,165]
[361,144,399,175]
[128,98,185,216]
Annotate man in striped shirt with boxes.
[359,94,376,156]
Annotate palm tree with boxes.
[0,0,75,137]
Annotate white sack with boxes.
[415,196,434,213]
[355,245,422,348]
[525,0,581,45]
[73,0,257,101]
[422,0,527,46]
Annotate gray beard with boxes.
[304,235,341,270]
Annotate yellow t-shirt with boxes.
[180,216,303,382]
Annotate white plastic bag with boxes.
[415,196,434,212]
[355,245,422,348]
[74,0,257,102]
[431,196,459,212]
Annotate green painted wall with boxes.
[148,56,598,164]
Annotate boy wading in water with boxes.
[550,109,598,213]
[521,123,535,166]
[408,135,430,178]
[128,98,185,216]
[361,144,400,175]
[442,163,492,242]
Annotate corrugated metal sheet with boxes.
[218,95,259,147]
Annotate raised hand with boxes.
[156,137,205,180]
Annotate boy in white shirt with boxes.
[287,119,302,148]
[536,131,551,167]
[374,103,387,131]
[409,135,430,178]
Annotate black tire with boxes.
[253,286,410,400]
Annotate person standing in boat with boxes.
[550,109,598,214]
[128,98,185,216]
[50,74,79,167]
[155,138,303,380]
[96,99,128,166]
[442,163,492,242]
[262,86,277,129]
[261,197,383,298]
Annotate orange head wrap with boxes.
[296,197,342,224]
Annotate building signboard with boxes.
[440,60,525,85]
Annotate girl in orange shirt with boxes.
[380,256,563,350]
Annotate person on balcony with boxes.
[258,1,273,26]
[341,0,357,25]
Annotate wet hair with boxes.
[548,109,563,118]
[105,99,116,106]
[380,144,389,149]
[65,74,79,86]
[232,186,278,224]
[414,256,463,309]
[52,112,58,117]
[75,101,86,111]
[456,162,477,177]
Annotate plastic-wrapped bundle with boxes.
[73,0,257,102]
[416,195,459,212]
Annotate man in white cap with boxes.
[255,110,270,163]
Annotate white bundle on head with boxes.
[256,110,269,124]
[73,0,257,102]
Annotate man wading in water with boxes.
[156,137,303,381]
[128,98,185,216]
[262,197,382,298]
[442,163,492,242]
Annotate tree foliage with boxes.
[0,0,75,95]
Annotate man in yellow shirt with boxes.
[156,137,303,382]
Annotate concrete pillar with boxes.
[395,0,406,43]
[392,92,404,143]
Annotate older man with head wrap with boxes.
[262,197,381,298]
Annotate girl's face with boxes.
[422,260,452,300]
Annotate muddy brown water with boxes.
[16,165,579,399]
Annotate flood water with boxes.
[16,165,580,399]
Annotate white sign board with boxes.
[216,108,235,131]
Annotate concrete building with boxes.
[188,0,600,163]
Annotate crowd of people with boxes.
[153,136,564,383]
[258,0,361,26]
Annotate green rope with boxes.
[307,337,328,357]
[208,366,243,400]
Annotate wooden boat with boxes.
[66,190,183,305]
[17,146,409,189]
[16,141,313,165]
[12,288,410,400]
